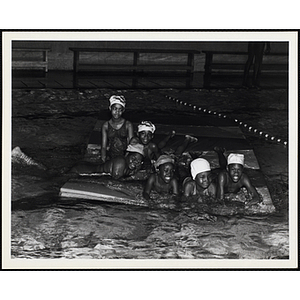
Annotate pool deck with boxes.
[12,70,287,89]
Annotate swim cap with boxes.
[155,155,174,169]
[138,121,156,134]
[227,153,244,166]
[109,95,126,109]
[190,158,211,180]
[126,143,144,156]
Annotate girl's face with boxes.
[158,163,174,183]
[195,171,212,189]
[110,104,124,119]
[127,152,143,170]
[138,130,153,145]
[228,163,243,182]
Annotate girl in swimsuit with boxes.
[182,158,217,201]
[143,155,179,201]
[101,95,134,162]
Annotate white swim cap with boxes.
[190,158,211,180]
[126,143,144,156]
[227,153,244,166]
[109,95,126,109]
[155,155,174,169]
[137,121,156,134]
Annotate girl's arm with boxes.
[171,178,179,195]
[242,174,261,202]
[126,121,134,144]
[143,174,155,200]
[183,180,194,197]
[111,157,126,180]
[209,182,217,199]
[150,143,160,160]
[216,171,226,200]
[101,122,108,162]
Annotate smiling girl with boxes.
[142,155,179,200]
[101,95,134,162]
[183,158,217,200]
[217,153,260,204]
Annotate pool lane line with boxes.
[165,94,288,147]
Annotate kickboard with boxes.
[60,178,148,207]
[60,120,275,214]
[59,176,275,214]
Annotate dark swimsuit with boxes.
[107,120,128,158]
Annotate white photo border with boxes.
[2,30,298,269]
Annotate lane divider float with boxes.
[165,94,287,146]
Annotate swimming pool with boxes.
[7,88,290,266]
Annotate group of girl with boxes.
[73,94,261,206]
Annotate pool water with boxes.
[9,88,289,261]
[11,199,289,259]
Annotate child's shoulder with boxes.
[183,176,195,187]
[102,120,109,128]
[218,169,229,177]
[182,177,195,196]
[239,172,251,184]
[146,173,157,183]
[148,141,158,149]
[209,181,217,191]
[111,155,126,164]
[170,176,178,183]
[125,119,133,126]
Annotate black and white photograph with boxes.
[2,30,298,269]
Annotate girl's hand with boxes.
[172,193,181,203]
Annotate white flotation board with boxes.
[59,176,275,214]
[60,120,276,214]
[60,178,148,207]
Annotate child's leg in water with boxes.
[172,135,198,182]
[214,146,227,169]
[175,135,198,156]
[157,130,176,149]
